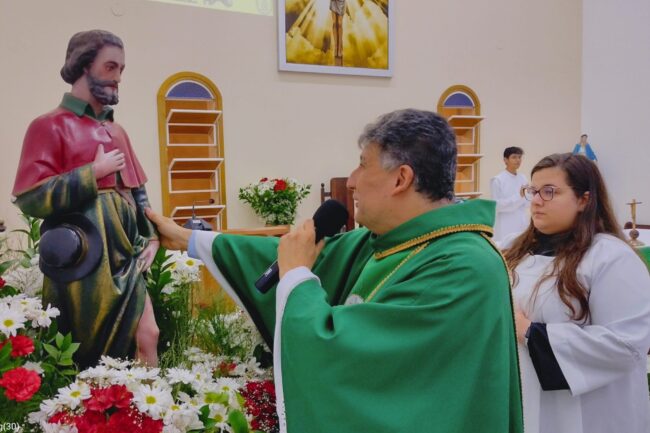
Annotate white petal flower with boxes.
[166,367,195,385]
[57,381,91,410]
[133,384,174,419]
[0,303,27,337]
[33,304,61,328]
[99,356,131,369]
[23,361,45,375]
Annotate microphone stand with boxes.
[183,199,215,231]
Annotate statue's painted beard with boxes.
[87,73,119,106]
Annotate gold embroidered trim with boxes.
[374,224,493,259]
[365,241,430,303]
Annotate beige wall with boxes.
[582,0,650,225]
[0,0,582,234]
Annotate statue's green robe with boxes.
[193,199,523,433]
[12,94,156,368]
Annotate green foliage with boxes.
[0,322,79,424]
[193,301,272,366]
[146,247,196,368]
[10,214,42,266]
[0,213,43,296]
[238,178,311,225]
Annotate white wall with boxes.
[0,0,582,234]
[582,0,650,225]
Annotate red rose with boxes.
[0,278,5,288]
[0,334,35,357]
[273,179,287,192]
[0,367,41,401]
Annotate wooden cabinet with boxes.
[157,73,228,308]
[438,86,483,199]
[157,73,227,230]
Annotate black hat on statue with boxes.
[39,214,103,283]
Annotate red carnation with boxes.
[49,411,75,424]
[105,384,133,409]
[260,177,269,182]
[273,179,287,192]
[0,277,5,289]
[107,408,141,431]
[0,334,35,357]
[74,410,106,433]
[0,367,41,401]
[85,386,114,412]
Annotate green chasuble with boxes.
[202,199,523,433]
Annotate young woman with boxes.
[502,153,650,433]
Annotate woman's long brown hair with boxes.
[503,153,625,322]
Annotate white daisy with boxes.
[133,384,174,420]
[57,381,91,409]
[99,356,131,369]
[0,303,27,337]
[166,367,194,385]
[32,303,61,328]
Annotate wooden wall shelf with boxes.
[438,86,484,198]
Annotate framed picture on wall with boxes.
[278,0,393,77]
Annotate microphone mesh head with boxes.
[313,200,350,241]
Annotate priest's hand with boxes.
[92,143,126,179]
[145,208,192,251]
[278,219,325,279]
[514,307,531,344]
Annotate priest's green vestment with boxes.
[192,199,523,433]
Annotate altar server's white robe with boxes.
[490,170,529,241]
[507,234,650,433]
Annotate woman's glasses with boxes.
[523,185,559,201]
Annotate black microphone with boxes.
[254,199,350,293]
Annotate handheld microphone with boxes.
[254,199,350,293]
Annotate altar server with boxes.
[503,153,650,433]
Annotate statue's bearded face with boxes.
[87,73,119,105]
[86,45,124,106]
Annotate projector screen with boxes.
[148,0,273,16]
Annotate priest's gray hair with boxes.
[60,30,124,85]
[358,109,457,201]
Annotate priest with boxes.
[147,109,524,433]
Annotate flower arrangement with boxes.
[31,349,276,433]
[0,293,78,425]
[238,178,311,226]
[147,248,203,369]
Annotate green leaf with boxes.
[57,358,74,366]
[61,333,72,350]
[55,333,64,348]
[0,260,16,275]
[43,343,60,358]
[61,368,77,376]
[228,409,250,433]
[40,363,56,373]
[0,341,12,364]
